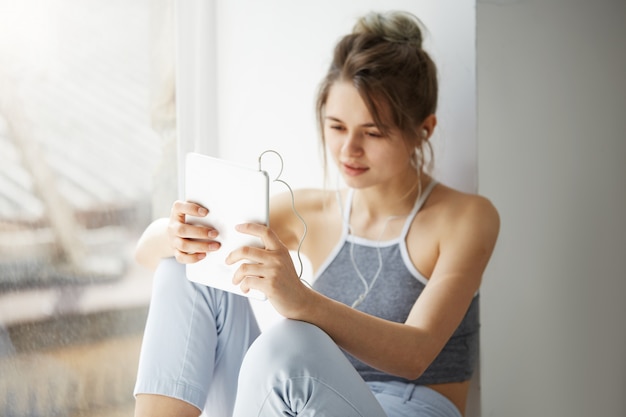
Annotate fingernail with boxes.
[198,207,208,216]
[208,230,218,238]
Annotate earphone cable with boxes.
[258,150,311,287]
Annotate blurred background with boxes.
[0,0,168,415]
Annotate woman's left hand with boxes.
[225,223,311,318]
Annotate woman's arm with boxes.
[134,201,220,270]
[134,217,173,270]
[228,194,499,379]
[317,196,499,378]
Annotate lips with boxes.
[341,162,369,176]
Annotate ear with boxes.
[419,114,437,140]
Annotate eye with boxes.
[365,130,383,138]
[329,124,345,132]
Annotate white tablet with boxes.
[184,152,269,300]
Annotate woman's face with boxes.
[324,81,416,191]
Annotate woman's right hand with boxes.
[169,200,221,264]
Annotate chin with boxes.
[341,176,370,189]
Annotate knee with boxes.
[149,258,209,311]
[152,258,210,300]
[151,258,230,314]
[153,258,186,289]
[238,320,336,383]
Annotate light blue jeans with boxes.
[134,258,461,417]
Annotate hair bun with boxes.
[353,11,424,48]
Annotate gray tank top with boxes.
[313,182,479,384]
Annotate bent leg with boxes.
[134,258,260,416]
[135,394,199,417]
[233,319,387,417]
[368,382,462,417]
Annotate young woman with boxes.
[133,11,499,417]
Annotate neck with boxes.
[352,172,430,220]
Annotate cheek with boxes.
[324,131,343,158]
[372,146,413,172]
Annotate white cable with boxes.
[258,150,310,286]
[336,186,406,308]
[348,214,404,308]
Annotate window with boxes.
[0,0,174,415]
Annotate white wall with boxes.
[477,1,626,416]
[214,0,476,193]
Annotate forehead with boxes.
[325,81,374,123]
[325,81,398,135]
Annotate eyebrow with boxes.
[324,116,377,128]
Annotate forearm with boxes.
[298,290,438,380]
[134,217,174,270]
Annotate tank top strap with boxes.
[399,180,438,239]
[341,182,437,240]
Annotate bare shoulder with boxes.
[428,183,500,249]
[408,183,499,285]
[270,188,337,248]
[271,188,335,215]
[433,185,499,222]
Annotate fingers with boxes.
[226,238,272,290]
[170,219,218,241]
[174,250,207,264]
[173,235,220,256]
[234,223,281,251]
[169,200,220,263]
[225,245,266,266]
[226,229,293,293]
[170,201,213,234]
[238,275,262,295]
[171,200,208,221]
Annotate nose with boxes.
[341,131,364,157]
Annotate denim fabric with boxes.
[134,259,462,417]
[134,258,260,415]
[233,319,387,417]
[368,381,462,417]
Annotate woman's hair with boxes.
[316,11,438,175]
